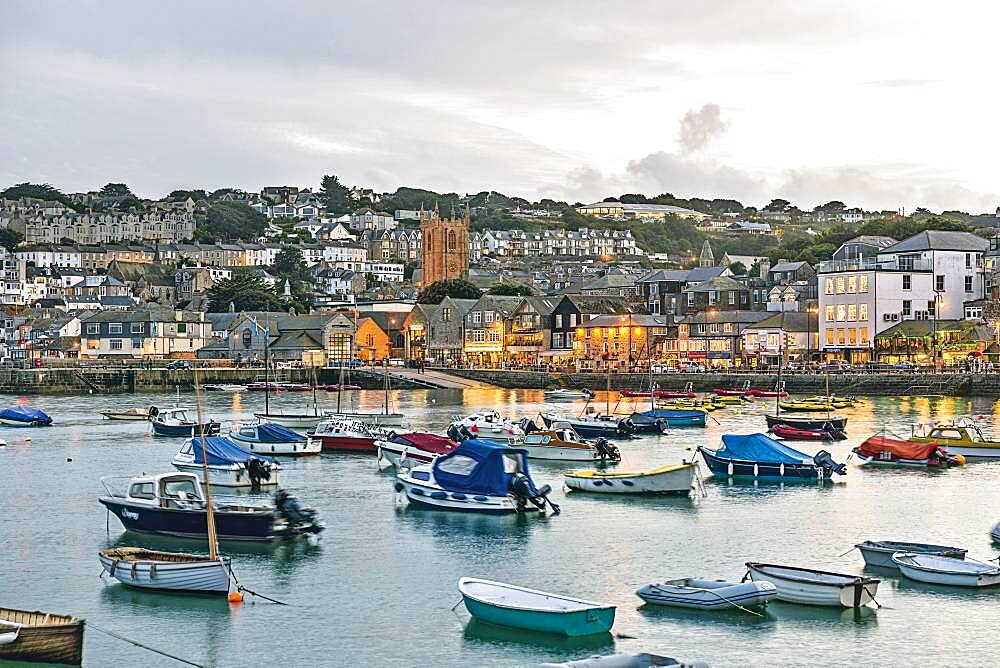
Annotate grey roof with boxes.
[466,295,524,318]
[579,272,636,291]
[640,266,725,283]
[843,235,897,248]
[680,310,772,325]
[743,311,818,333]
[769,261,809,273]
[882,231,989,253]
[682,276,746,293]
[580,314,668,328]
[563,295,640,315]
[85,306,204,323]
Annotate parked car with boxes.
[894,361,917,371]
[678,361,706,373]
[165,360,193,370]
[862,361,892,372]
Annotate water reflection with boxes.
[637,602,776,629]
[462,619,615,653]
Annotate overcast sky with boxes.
[2,1,998,212]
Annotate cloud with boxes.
[677,104,728,154]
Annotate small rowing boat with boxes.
[770,423,845,441]
[635,578,777,610]
[0,606,84,665]
[629,409,706,431]
[150,407,220,437]
[98,547,231,594]
[100,406,152,421]
[745,562,880,607]
[854,540,967,569]
[459,577,615,637]
[565,463,696,495]
[892,552,1000,587]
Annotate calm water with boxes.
[3,388,1000,667]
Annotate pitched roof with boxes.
[580,314,668,328]
[680,310,772,325]
[563,295,639,315]
[682,275,747,293]
[769,261,809,273]
[466,295,523,318]
[882,231,989,253]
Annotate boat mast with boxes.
[192,366,218,561]
[383,363,391,416]
[337,362,344,414]
[262,318,271,417]
[775,324,782,417]
[311,364,318,417]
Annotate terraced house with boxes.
[79,306,210,359]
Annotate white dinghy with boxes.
[854,540,966,569]
[891,552,1000,588]
[99,547,231,594]
[635,578,776,611]
[745,562,880,608]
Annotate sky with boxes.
[2,1,999,212]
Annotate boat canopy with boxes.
[0,406,52,424]
[857,436,941,461]
[189,437,276,465]
[388,431,455,454]
[432,439,535,496]
[636,409,704,419]
[717,433,811,464]
[254,422,306,443]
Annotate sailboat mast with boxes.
[775,328,782,417]
[384,364,390,416]
[337,362,344,414]
[263,319,270,416]
[192,366,218,560]
[606,357,611,416]
[311,364,318,417]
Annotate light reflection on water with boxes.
[2,388,1000,666]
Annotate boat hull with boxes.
[0,610,83,666]
[229,434,321,456]
[462,596,614,637]
[856,541,967,569]
[0,417,51,427]
[152,422,221,438]
[565,464,696,494]
[892,554,1000,587]
[699,448,829,481]
[522,445,604,461]
[99,497,278,541]
[746,563,878,607]
[324,412,404,427]
[253,413,324,430]
[630,411,706,429]
[318,435,377,453]
[396,476,525,514]
[636,580,776,610]
[377,442,439,468]
[171,462,279,488]
[925,443,1000,459]
[101,412,150,421]
[98,553,231,594]
[766,415,847,430]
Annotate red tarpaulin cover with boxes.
[391,432,456,454]
[857,435,941,460]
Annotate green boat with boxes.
[458,577,615,637]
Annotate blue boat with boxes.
[150,407,221,438]
[228,421,321,456]
[459,577,615,637]
[629,409,706,431]
[0,406,52,427]
[539,413,634,439]
[698,433,847,481]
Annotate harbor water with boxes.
[3,388,1000,667]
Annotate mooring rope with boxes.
[88,623,204,667]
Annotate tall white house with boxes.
[818,231,988,362]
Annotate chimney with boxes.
[174,309,183,322]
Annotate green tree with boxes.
[206,272,284,312]
[0,183,84,212]
[99,183,134,198]
[319,174,351,214]
[763,198,791,212]
[417,279,482,304]
[814,200,846,213]
[488,282,533,296]
[272,247,310,281]
[198,202,268,241]
[0,229,23,252]
[168,189,208,202]
[726,261,747,276]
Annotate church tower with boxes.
[420,203,470,286]
[698,239,715,268]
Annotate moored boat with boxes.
[519,420,621,462]
[0,406,52,427]
[376,432,457,468]
[745,562,880,607]
[854,540,967,569]
[852,435,964,467]
[449,410,525,444]
[765,414,847,431]
[459,577,614,637]
[539,412,634,439]
[770,423,845,442]
[892,552,1000,587]
[98,547,231,594]
[629,409,705,431]
[698,433,847,481]
[635,578,777,610]
[100,406,152,421]
[544,388,594,400]
[0,606,84,665]
[252,412,324,430]
[172,437,280,488]
[538,652,707,668]
[313,418,393,453]
[150,407,220,437]
[908,419,1000,459]
[565,463,696,495]
[228,421,321,456]
[203,383,247,392]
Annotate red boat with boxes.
[375,432,457,466]
[312,418,393,453]
[747,389,789,398]
[316,384,362,391]
[714,388,750,397]
[852,435,964,467]
[770,423,843,441]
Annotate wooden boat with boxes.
[376,432,457,468]
[172,437,280,488]
[459,577,614,637]
[892,553,1000,587]
[519,420,621,462]
[228,421,321,456]
[151,407,220,437]
[908,420,1000,459]
[635,578,777,610]
[100,406,151,421]
[854,540,967,569]
[770,424,845,442]
[313,418,393,453]
[699,433,847,481]
[745,562,880,607]
[0,606,84,665]
[565,463,696,495]
[539,412,634,439]
[544,388,594,400]
[852,435,964,468]
[629,409,705,431]
[98,547,231,594]
[395,440,558,515]
[765,414,847,431]
[0,406,52,427]
[99,472,324,542]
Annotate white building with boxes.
[818,231,988,363]
[323,243,368,271]
[363,261,404,283]
[15,246,83,268]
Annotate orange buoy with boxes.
[228,591,244,604]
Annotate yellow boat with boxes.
[711,395,750,406]
[804,395,857,408]
[908,419,1000,460]
[657,399,716,412]
[777,400,838,413]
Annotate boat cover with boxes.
[432,439,535,496]
[0,406,52,424]
[856,436,941,460]
[388,431,456,454]
[717,433,811,464]
[190,437,276,465]
[635,409,704,419]
[253,423,306,443]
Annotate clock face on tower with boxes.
[448,262,457,272]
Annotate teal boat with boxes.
[458,577,615,637]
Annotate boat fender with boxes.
[149,563,157,580]
[779,463,785,477]
[394,482,404,492]
[727,462,734,476]
[753,463,759,478]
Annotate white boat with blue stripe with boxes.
[228,421,320,456]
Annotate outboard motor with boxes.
[148,405,159,418]
[519,418,540,434]
[813,450,847,476]
[616,418,635,436]
[447,424,472,442]
[593,438,621,462]
[510,473,560,515]
[246,457,271,490]
[655,418,669,435]
[274,489,324,535]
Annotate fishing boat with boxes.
[228,421,320,456]
[172,437,280,488]
[769,423,845,442]
[150,407,220,437]
[98,547,231,594]
[544,388,594,401]
[629,409,705,431]
[565,463,696,495]
[449,410,525,444]
[635,578,777,610]
[854,540,967,569]
[519,419,621,462]
[765,414,848,431]
[100,406,152,421]
[313,418,393,453]
[376,432,457,468]
[851,435,964,468]
[892,553,1000,587]
[395,439,559,514]
[0,406,52,427]
[744,562,880,607]
[458,578,614,637]
[0,606,84,665]
[203,383,246,392]
[698,433,847,481]
[99,472,324,542]
[908,419,1000,459]
[539,412,634,439]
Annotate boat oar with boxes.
[647,584,764,617]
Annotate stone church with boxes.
[419,204,470,286]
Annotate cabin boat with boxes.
[313,418,394,453]
[539,412,634,439]
[745,562,880,607]
[908,420,1000,459]
[449,411,525,444]
[892,553,1000,587]
[518,420,621,462]
[395,439,558,515]
[636,578,777,610]
[321,410,404,427]
[99,472,323,542]
[150,407,220,438]
[203,384,246,392]
[172,437,280,488]
[98,547,231,594]
[765,414,847,431]
[543,388,594,400]
[0,606,84,665]
[854,540,967,569]
[565,463,696,495]
[228,421,320,456]
[100,406,152,421]
[852,435,964,468]
[459,577,614,637]
[376,432,457,468]
[252,411,324,430]
[629,409,706,431]
[699,433,847,481]
[0,406,52,427]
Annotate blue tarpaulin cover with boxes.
[716,433,811,464]
[0,406,52,425]
[636,409,704,419]
[252,423,305,443]
[190,437,276,465]
[431,439,536,496]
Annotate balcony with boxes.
[818,257,933,273]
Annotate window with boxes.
[935,275,945,291]
[723,323,733,333]
[837,328,846,345]
[902,300,911,316]
[825,278,834,295]
[471,312,481,325]
[825,305,835,322]
[687,293,694,307]
[110,339,123,350]
[484,311,494,325]
[966,253,972,268]
[86,323,98,335]
[131,338,141,349]
[177,323,187,334]
[860,327,869,344]
[826,329,834,345]
[131,322,144,333]
[569,313,577,327]
[848,328,857,345]
[847,304,857,321]
[902,275,911,290]
[836,277,845,294]
[109,323,122,334]
[860,275,870,292]
[767,333,780,348]
[447,230,457,251]
[859,303,868,321]
[836,305,846,322]
[129,482,155,500]
[927,300,936,317]
[441,307,452,322]
[847,276,857,293]
[488,330,500,343]
[554,314,563,328]
[709,291,718,305]
[965,276,973,292]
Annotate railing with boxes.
[818,257,933,273]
